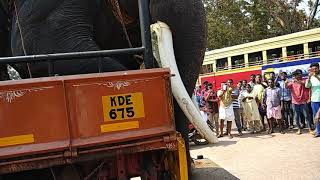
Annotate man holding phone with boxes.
[217,80,235,138]
[204,83,219,136]
[306,63,320,137]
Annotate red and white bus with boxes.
[199,28,320,89]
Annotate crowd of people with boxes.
[195,62,320,138]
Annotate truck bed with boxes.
[0,68,176,174]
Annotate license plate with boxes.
[102,92,145,121]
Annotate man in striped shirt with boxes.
[228,79,243,136]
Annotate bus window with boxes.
[231,55,244,69]
[200,64,213,74]
[287,44,303,60]
[308,41,320,56]
[249,52,263,66]
[267,48,282,63]
[216,58,228,71]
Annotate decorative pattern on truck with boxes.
[72,80,131,90]
[106,81,131,90]
[0,86,54,103]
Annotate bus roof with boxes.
[204,28,320,63]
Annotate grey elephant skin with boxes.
[0,0,207,178]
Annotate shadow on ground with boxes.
[191,159,239,180]
[190,140,237,150]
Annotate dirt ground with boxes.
[190,128,320,180]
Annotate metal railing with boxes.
[203,51,320,74]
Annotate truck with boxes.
[0,2,192,179]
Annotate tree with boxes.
[205,0,251,49]
[204,0,320,50]
[307,0,320,29]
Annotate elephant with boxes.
[0,0,206,178]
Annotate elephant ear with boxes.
[149,0,207,96]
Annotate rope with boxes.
[109,0,145,68]
[110,0,133,48]
[83,161,106,180]
[50,168,57,180]
[13,0,32,78]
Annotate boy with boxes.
[263,79,284,134]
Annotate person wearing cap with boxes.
[286,69,313,135]
[306,62,320,137]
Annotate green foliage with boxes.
[204,0,320,50]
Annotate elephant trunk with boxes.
[149,0,210,144]
[151,22,218,144]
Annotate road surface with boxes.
[191,128,320,180]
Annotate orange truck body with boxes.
[0,68,180,175]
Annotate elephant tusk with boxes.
[150,22,218,143]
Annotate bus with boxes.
[199,28,320,89]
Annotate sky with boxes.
[299,0,310,14]
[297,0,320,18]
